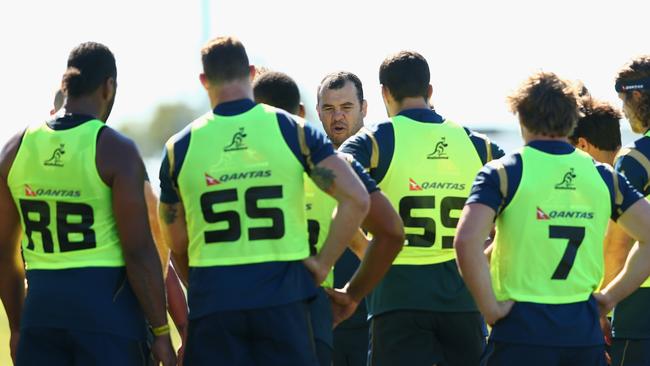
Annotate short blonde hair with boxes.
[508,71,580,137]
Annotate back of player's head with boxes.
[508,71,580,137]
[62,42,116,98]
[201,36,250,83]
[569,98,622,151]
[253,71,301,115]
[616,55,650,127]
[317,71,364,104]
[379,51,430,102]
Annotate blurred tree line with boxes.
[119,102,201,158]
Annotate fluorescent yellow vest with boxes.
[492,147,610,303]
[175,104,310,267]
[7,120,125,269]
[379,117,482,265]
[304,175,336,288]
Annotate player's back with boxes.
[7,116,146,341]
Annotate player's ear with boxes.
[298,103,306,118]
[249,65,256,81]
[426,84,433,100]
[576,137,590,151]
[361,99,368,118]
[102,77,116,101]
[199,73,210,90]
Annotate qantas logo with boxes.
[25,185,37,197]
[205,173,220,186]
[23,185,80,197]
[536,206,594,220]
[536,207,550,220]
[408,178,466,191]
[409,178,423,191]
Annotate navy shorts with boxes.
[480,341,607,366]
[184,300,318,366]
[16,327,150,366]
[333,325,369,366]
[610,338,650,366]
[369,310,485,366]
[309,287,334,366]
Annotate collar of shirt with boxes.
[213,98,256,116]
[527,140,575,155]
[396,108,444,123]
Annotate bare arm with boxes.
[348,229,370,260]
[0,132,25,362]
[598,199,650,313]
[602,220,634,288]
[454,203,513,325]
[97,129,168,330]
[159,202,189,285]
[346,191,403,301]
[145,181,170,275]
[305,154,370,283]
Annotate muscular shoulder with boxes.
[96,126,144,187]
[0,129,27,179]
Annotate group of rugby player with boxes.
[1,35,650,366]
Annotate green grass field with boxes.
[0,306,181,365]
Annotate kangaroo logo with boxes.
[427,137,448,159]
[44,144,65,167]
[555,168,577,190]
[224,128,248,152]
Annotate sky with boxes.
[0,0,648,146]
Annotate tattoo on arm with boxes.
[311,166,336,192]
[162,204,179,224]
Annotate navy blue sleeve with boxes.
[491,142,506,160]
[615,155,649,196]
[159,148,178,204]
[465,163,504,213]
[277,112,334,173]
[339,131,373,168]
[466,128,506,164]
[158,125,192,204]
[597,164,644,221]
[465,153,522,215]
[348,158,379,194]
[339,122,394,184]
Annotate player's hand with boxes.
[484,300,514,326]
[303,256,329,285]
[599,315,612,346]
[325,286,360,327]
[151,334,177,366]
[9,330,19,364]
[594,291,615,318]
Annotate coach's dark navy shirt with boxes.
[340,108,505,316]
[467,140,643,346]
[159,99,339,318]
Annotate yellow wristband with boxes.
[152,324,170,336]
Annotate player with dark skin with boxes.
[0,43,175,365]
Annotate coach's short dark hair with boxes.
[62,42,116,98]
[616,55,650,128]
[317,71,364,104]
[569,98,622,151]
[201,36,250,83]
[379,51,430,102]
[508,71,580,137]
[253,71,301,115]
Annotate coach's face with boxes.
[317,81,367,147]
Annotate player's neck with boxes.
[62,97,103,120]
[208,81,254,109]
[390,97,429,116]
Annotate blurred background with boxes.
[0,0,647,361]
